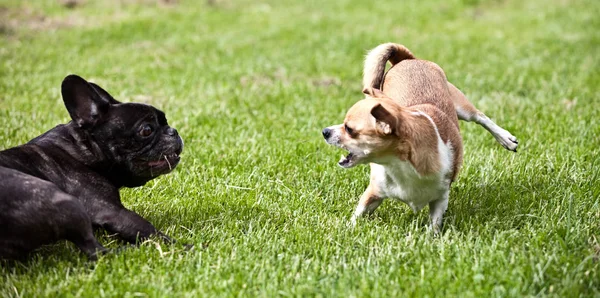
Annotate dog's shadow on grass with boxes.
[447,179,544,233]
[366,178,543,234]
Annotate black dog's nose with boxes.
[165,127,178,136]
[322,128,331,139]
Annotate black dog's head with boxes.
[61,75,183,187]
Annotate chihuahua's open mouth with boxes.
[338,152,357,168]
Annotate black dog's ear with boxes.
[89,82,121,105]
[61,74,110,128]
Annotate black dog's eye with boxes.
[344,124,354,136]
[139,124,153,137]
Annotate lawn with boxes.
[1,0,599,296]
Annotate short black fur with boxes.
[0,75,184,261]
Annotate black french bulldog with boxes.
[0,75,183,261]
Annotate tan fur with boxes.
[410,104,463,181]
[364,43,518,151]
[356,184,383,216]
[447,82,480,118]
[364,89,457,178]
[324,42,518,230]
[363,43,415,91]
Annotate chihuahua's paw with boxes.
[430,223,442,236]
[347,216,358,228]
[495,130,519,152]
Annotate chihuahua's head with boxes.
[322,88,406,168]
[61,74,183,187]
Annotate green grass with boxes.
[1,0,599,296]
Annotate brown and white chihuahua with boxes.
[322,43,518,232]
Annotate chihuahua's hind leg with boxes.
[447,82,518,151]
[350,186,384,226]
[428,191,449,235]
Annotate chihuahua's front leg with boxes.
[350,185,384,226]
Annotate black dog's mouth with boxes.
[147,153,180,171]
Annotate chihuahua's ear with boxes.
[89,82,121,105]
[61,74,110,128]
[362,87,386,98]
[370,103,398,135]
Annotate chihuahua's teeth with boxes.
[339,154,347,163]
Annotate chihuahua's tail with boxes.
[362,43,415,91]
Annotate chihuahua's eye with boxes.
[139,124,153,137]
[344,124,354,136]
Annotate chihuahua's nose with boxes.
[322,128,331,139]
[165,127,178,136]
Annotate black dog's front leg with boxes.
[96,208,173,244]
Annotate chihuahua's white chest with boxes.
[370,140,453,211]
